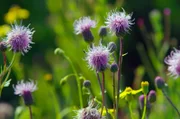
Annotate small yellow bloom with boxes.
[4,5,29,24]
[0,25,11,37]
[141,81,149,94]
[44,73,52,81]
[120,87,142,100]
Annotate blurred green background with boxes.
[0,0,180,119]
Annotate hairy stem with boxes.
[116,38,123,119]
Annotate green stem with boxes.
[0,53,16,97]
[96,71,103,116]
[128,102,134,119]
[112,72,116,114]
[64,55,83,108]
[28,106,33,119]
[102,72,109,116]
[162,89,180,117]
[116,38,123,119]
[141,94,147,119]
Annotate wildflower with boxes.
[155,76,165,89]
[75,103,102,119]
[120,87,142,101]
[4,5,29,24]
[105,8,134,37]
[164,48,180,78]
[6,24,34,54]
[13,80,37,106]
[74,17,96,43]
[148,90,156,103]
[85,43,110,72]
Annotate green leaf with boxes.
[4,79,12,87]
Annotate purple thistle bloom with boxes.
[164,48,180,78]
[7,24,34,54]
[13,80,37,106]
[85,43,110,72]
[105,8,134,37]
[74,17,96,43]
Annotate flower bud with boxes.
[0,41,7,52]
[108,42,117,53]
[23,91,33,106]
[148,90,156,103]
[141,81,149,95]
[82,30,94,43]
[164,8,171,16]
[155,76,165,89]
[83,80,91,88]
[110,63,118,72]
[139,95,151,110]
[98,26,107,37]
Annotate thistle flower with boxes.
[74,17,96,43]
[164,48,180,78]
[6,24,34,54]
[13,80,37,106]
[105,8,134,37]
[75,104,102,119]
[85,43,110,72]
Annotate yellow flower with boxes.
[4,5,29,24]
[44,73,53,81]
[120,87,142,101]
[0,25,11,37]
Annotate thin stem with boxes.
[102,72,109,116]
[96,71,103,116]
[141,95,147,119]
[0,53,16,97]
[116,38,123,119]
[2,52,6,67]
[112,72,116,113]
[128,102,134,119]
[0,69,11,96]
[65,55,83,108]
[162,89,180,117]
[28,106,33,119]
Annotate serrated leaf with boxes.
[4,79,12,87]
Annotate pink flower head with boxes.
[164,48,180,78]
[74,17,96,34]
[85,43,110,72]
[105,9,134,37]
[7,24,34,54]
[74,17,96,43]
[13,80,37,105]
